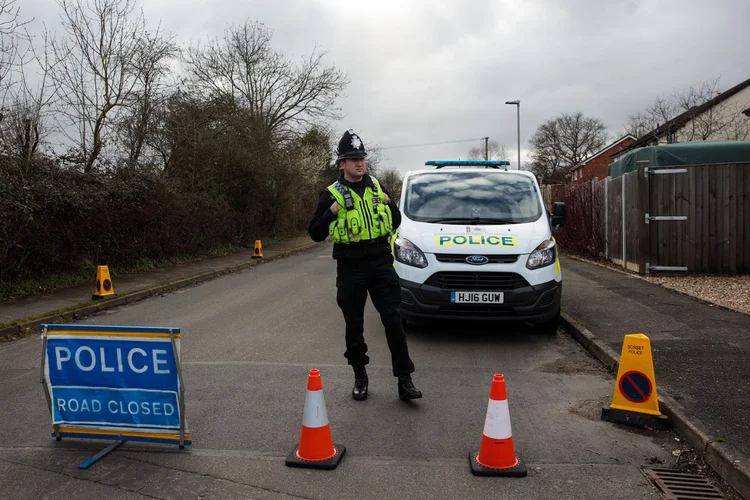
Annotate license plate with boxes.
[450,291,504,304]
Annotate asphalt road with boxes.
[0,245,686,499]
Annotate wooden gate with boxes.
[645,163,689,272]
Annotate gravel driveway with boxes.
[643,274,750,315]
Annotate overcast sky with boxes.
[21,0,750,175]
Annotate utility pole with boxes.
[484,137,489,160]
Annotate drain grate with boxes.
[641,467,725,500]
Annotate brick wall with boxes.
[572,137,636,183]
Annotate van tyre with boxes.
[536,311,560,335]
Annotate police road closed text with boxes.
[53,387,178,428]
[46,337,180,429]
[53,345,171,375]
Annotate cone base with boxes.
[285,444,346,470]
[92,293,117,300]
[469,449,527,477]
[601,408,670,430]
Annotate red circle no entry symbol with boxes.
[619,370,652,403]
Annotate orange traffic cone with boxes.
[252,240,263,259]
[285,369,345,470]
[92,265,117,300]
[469,374,527,477]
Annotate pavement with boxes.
[560,254,750,499]
[0,235,324,336]
[0,236,747,498]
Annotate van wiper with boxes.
[428,217,519,225]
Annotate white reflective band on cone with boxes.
[302,389,329,428]
[483,398,513,440]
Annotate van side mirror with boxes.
[550,202,566,230]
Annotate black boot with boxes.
[397,374,422,401]
[352,368,368,401]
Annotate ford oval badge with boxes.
[466,255,489,265]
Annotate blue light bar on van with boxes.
[424,160,511,167]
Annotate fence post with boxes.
[604,178,609,259]
[621,174,626,269]
[636,160,650,275]
[591,178,601,257]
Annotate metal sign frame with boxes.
[39,324,190,469]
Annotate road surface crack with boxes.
[121,454,314,500]
[0,456,162,499]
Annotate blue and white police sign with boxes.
[40,324,191,447]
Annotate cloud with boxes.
[18,0,750,176]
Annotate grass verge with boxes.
[0,243,247,302]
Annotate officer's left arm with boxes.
[382,187,402,230]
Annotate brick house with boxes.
[567,135,636,184]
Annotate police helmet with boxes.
[336,129,367,161]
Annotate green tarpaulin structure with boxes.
[608,140,750,178]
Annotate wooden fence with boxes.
[543,162,750,274]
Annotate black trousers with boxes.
[336,254,415,376]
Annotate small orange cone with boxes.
[252,240,263,259]
[91,265,117,300]
[285,369,345,470]
[469,374,527,477]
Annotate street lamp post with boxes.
[505,100,520,169]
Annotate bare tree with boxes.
[0,0,30,101]
[625,90,686,139]
[363,144,385,178]
[185,20,349,139]
[3,27,59,167]
[295,125,335,189]
[116,26,178,167]
[722,101,750,141]
[529,112,608,184]
[623,78,749,142]
[52,0,152,172]
[377,168,403,203]
[468,140,508,161]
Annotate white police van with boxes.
[392,160,566,333]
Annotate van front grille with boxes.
[437,304,518,316]
[424,272,529,291]
[434,254,519,264]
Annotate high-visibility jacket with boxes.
[327,177,393,243]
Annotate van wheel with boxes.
[536,312,559,335]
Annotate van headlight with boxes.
[526,238,557,270]
[394,235,428,268]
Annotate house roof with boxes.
[618,76,750,155]
[567,134,637,174]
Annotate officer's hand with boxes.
[383,193,390,204]
[330,202,338,215]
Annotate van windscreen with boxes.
[404,172,542,224]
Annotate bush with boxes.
[545,181,605,258]
[0,156,237,287]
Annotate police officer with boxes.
[308,129,422,402]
